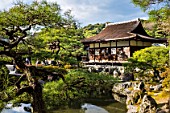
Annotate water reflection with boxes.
[1,103,31,113]
[1,102,126,113]
[82,103,108,113]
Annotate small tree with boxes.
[125,46,169,81]
[31,26,85,65]
[26,9,85,65]
[0,1,71,112]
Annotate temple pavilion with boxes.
[81,19,167,65]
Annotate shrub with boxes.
[0,64,19,91]
[162,68,170,88]
[0,56,12,64]
[40,66,67,75]
[43,69,118,110]
[124,46,169,81]
[64,64,71,69]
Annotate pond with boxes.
[1,100,126,113]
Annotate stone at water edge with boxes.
[139,95,157,113]
[126,105,138,113]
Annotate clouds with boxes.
[55,0,148,26]
[0,0,148,26]
[0,0,14,10]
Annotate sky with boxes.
[0,0,148,27]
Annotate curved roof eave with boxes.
[137,34,167,42]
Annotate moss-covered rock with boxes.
[126,90,144,105]
[139,95,157,113]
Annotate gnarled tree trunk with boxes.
[31,80,46,113]
[14,55,46,113]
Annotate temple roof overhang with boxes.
[82,19,167,43]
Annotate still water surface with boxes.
[51,102,126,113]
[1,100,126,113]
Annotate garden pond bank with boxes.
[1,99,126,113]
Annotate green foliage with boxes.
[64,64,72,69]
[131,0,170,37]
[32,27,85,65]
[0,86,16,102]
[0,100,5,111]
[43,69,118,110]
[124,46,169,81]
[0,1,80,111]
[0,61,19,91]
[133,46,169,69]
[0,58,19,111]
[0,56,12,64]
[162,68,170,88]
[0,1,86,112]
[124,58,154,82]
[0,0,84,63]
[0,1,62,36]
[11,93,32,104]
[0,0,73,60]
[0,68,118,110]
[0,85,31,107]
[83,23,105,38]
[147,7,170,38]
[125,46,169,72]
[0,65,10,91]
[143,20,169,38]
[40,66,67,75]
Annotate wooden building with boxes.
[81,19,167,64]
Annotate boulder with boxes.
[121,73,134,82]
[126,105,138,113]
[112,93,127,103]
[156,109,169,113]
[126,89,145,113]
[134,81,145,91]
[156,104,169,113]
[112,82,132,95]
[126,90,144,105]
[112,81,160,113]
[149,84,162,91]
[112,81,145,96]
[139,95,157,113]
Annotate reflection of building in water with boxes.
[81,19,167,64]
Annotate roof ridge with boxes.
[107,18,140,26]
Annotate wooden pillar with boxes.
[110,41,111,51]
[94,43,95,62]
[116,40,117,61]
[99,42,100,62]
[109,41,111,61]
[129,40,131,57]
[110,41,111,47]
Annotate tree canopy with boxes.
[132,0,170,38]
[0,1,81,112]
[0,1,63,56]
[31,26,85,64]
[83,23,105,38]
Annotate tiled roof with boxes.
[82,19,167,43]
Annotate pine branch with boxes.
[16,86,33,96]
